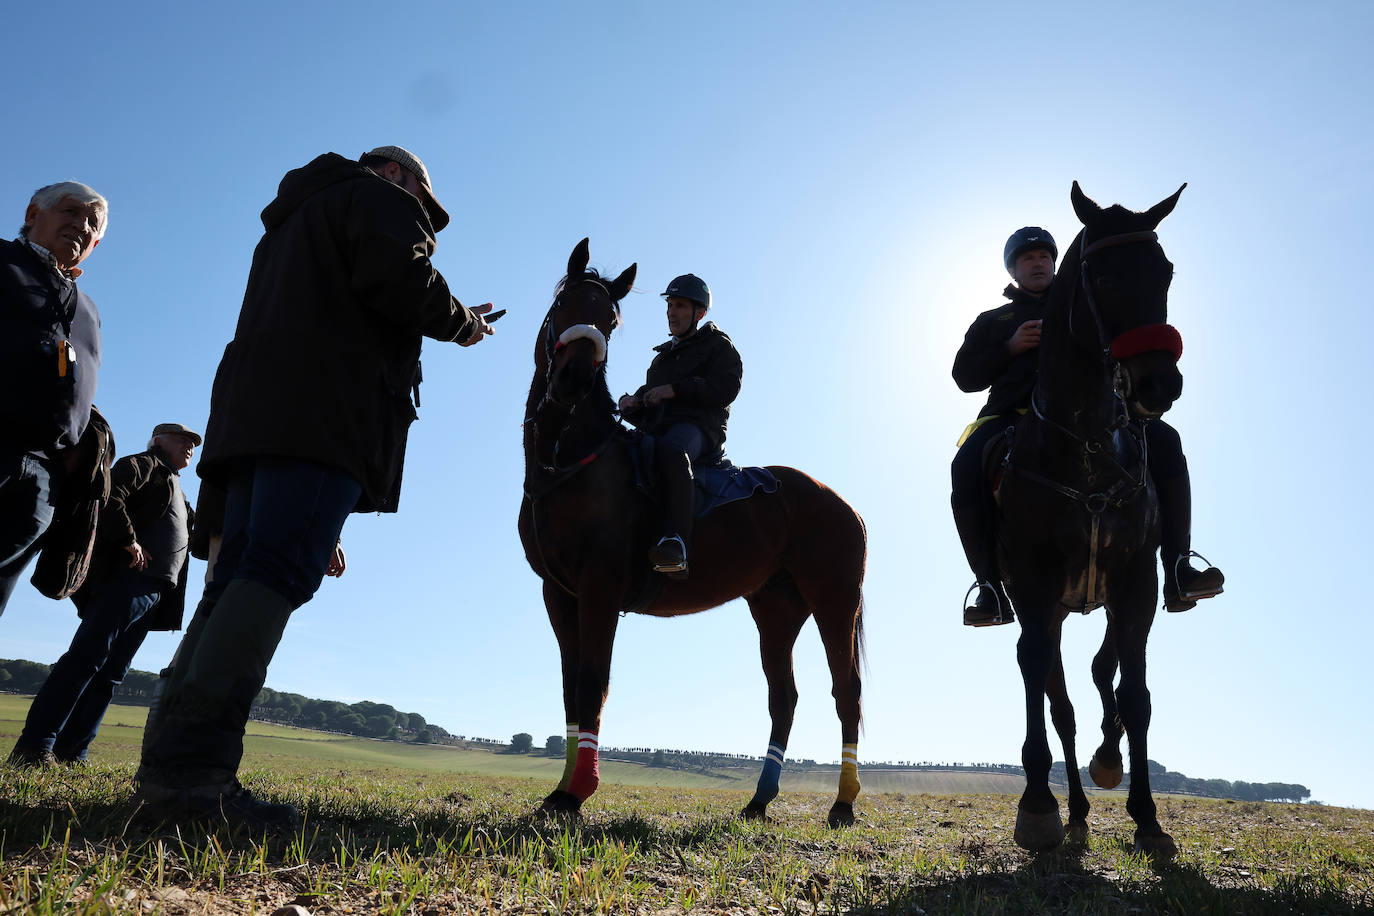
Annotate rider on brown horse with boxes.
[618,274,742,578]
[951,227,1224,626]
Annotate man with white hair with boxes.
[0,181,108,617]
[9,423,198,768]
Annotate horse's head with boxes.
[1069,182,1186,419]
[540,237,637,406]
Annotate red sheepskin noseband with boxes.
[1110,323,1183,361]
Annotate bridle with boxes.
[540,277,615,386]
[526,277,623,484]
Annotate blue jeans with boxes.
[660,422,706,464]
[211,457,362,608]
[0,451,60,616]
[16,566,165,759]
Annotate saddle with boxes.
[630,432,779,518]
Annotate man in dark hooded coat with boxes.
[135,146,495,829]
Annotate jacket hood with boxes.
[260,153,370,231]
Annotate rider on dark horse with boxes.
[618,274,743,578]
[951,227,1225,627]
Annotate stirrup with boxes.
[962,580,1012,627]
[1164,550,1224,612]
[650,535,688,574]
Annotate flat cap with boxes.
[152,422,202,446]
[363,145,450,232]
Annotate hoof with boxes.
[1065,818,1089,844]
[1088,754,1123,790]
[1014,807,1065,852]
[1133,830,1177,860]
[826,801,855,828]
[741,801,770,822]
[539,789,582,817]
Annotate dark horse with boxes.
[997,183,1189,858]
[519,239,867,827]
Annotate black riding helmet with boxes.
[1003,227,1057,272]
[661,273,711,311]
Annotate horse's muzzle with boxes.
[1122,353,1183,418]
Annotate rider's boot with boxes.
[649,448,694,579]
[1157,473,1224,612]
[953,504,1013,627]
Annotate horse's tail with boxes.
[853,593,867,734]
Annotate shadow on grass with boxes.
[843,840,1373,916]
[3,788,1370,916]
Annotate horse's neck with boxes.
[523,366,619,478]
[1035,291,1117,446]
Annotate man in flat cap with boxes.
[135,146,495,828]
[9,423,198,767]
[0,181,108,618]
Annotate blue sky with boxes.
[4,1,1373,809]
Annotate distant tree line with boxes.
[1048,759,1310,803]
[0,658,1312,802]
[0,658,453,745]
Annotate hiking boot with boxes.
[1164,551,1224,612]
[6,745,57,769]
[649,535,688,577]
[963,580,1014,627]
[134,778,300,831]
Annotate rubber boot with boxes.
[649,447,694,578]
[953,504,1012,626]
[138,578,295,789]
[1157,473,1224,612]
[140,594,214,763]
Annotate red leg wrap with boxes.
[568,746,600,801]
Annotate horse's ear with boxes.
[1143,183,1187,229]
[608,262,637,302]
[567,238,590,279]
[1071,181,1103,224]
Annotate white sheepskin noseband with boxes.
[556,324,607,364]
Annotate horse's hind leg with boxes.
[1047,650,1089,841]
[539,580,582,815]
[741,581,810,822]
[1088,624,1125,790]
[806,580,865,829]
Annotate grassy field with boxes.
[2,696,1371,914]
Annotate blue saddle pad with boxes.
[632,434,779,518]
[692,462,780,517]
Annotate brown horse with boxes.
[519,239,867,826]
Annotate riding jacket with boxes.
[197,153,482,513]
[627,321,742,453]
[952,284,1047,418]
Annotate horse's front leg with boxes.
[1014,606,1066,852]
[1088,623,1125,790]
[1112,569,1176,859]
[1046,648,1089,841]
[563,578,623,809]
[540,579,582,815]
[741,587,809,823]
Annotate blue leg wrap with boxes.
[748,744,785,807]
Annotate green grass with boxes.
[3,695,1371,914]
